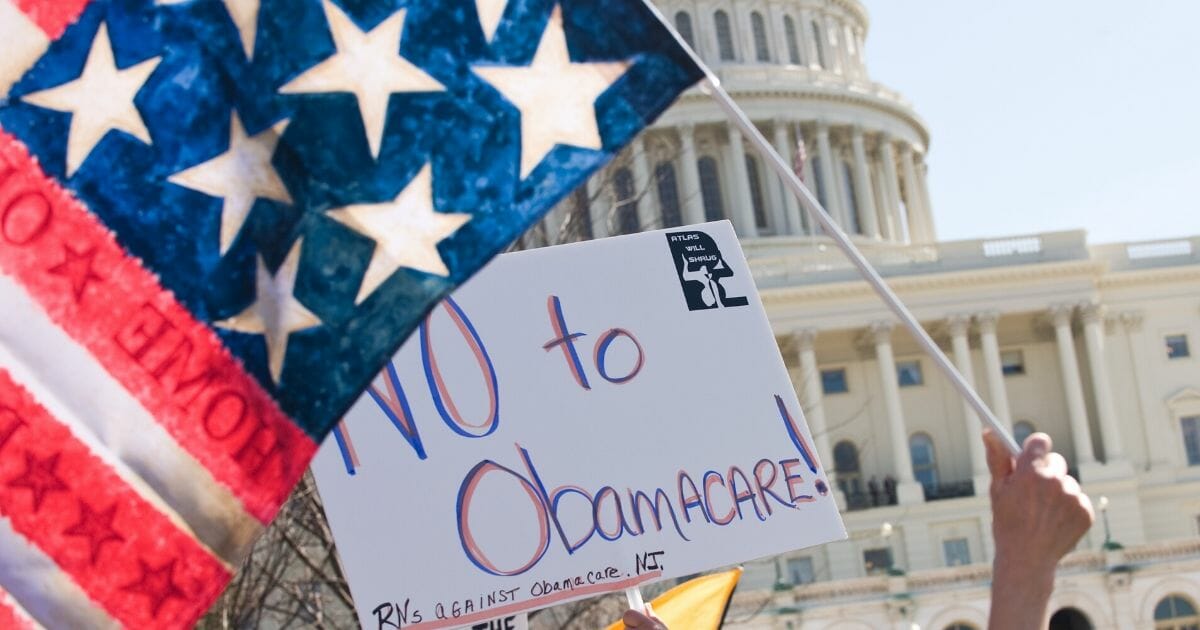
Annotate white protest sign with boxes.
[312,221,846,629]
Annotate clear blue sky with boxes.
[862,1,1200,244]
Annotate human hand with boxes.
[622,604,668,629]
[986,430,1094,571]
[985,430,1094,628]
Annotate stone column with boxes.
[814,123,844,230]
[796,330,834,476]
[948,315,989,492]
[1050,305,1096,466]
[768,1,789,65]
[725,124,758,237]
[630,136,655,231]
[772,119,803,235]
[870,323,922,505]
[1081,303,1125,462]
[734,5,755,63]
[799,124,817,233]
[1119,312,1172,468]
[975,312,1013,433]
[824,15,844,74]
[760,128,787,236]
[851,127,881,239]
[677,124,705,226]
[878,136,904,242]
[703,11,721,63]
[851,28,867,79]
[916,156,937,242]
[899,144,930,243]
[831,145,854,231]
[586,176,609,238]
[798,9,816,69]
[871,157,895,240]
[839,23,854,77]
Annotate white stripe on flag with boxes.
[0,514,119,629]
[0,271,261,565]
[0,0,51,98]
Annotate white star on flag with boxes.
[473,5,631,179]
[476,0,507,43]
[169,112,291,254]
[328,164,471,304]
[280,0,445,160]
[20,22,161,177]
[216,239,322,384]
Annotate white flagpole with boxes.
[637,1,1021,457]
[624,585,646,615]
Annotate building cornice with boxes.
[670,83,931,148]
[1097,265,1200,289]
[759,260,1106,305]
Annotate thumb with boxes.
[984,429,1014,481]
[1016,433,1053,472]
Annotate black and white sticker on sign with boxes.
[666,230,749,311]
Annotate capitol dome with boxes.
[547,0,936,248]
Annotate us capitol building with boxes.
[532,0,1200,628]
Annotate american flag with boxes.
[0,0,700,626]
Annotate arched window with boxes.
[751,11,770,62]
[613,167,639,235]
[910,433,938,493]
[833,440,867,508]
[1155,595,1200,630]
[841,160,861,234]
[783,16,802,64]
[674,12,695,50]
[697,157,725,221]
[1013,421,1036,447]
[834,441,860,475]
[655,162,682,228]
[745,155,769,230]
[714,11,736,61]
[1049,607,1094,630]
[810,21,827,69]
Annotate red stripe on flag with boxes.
[0,129,315,523]
[0,368,231,628]
[13,0,93,39]
[0,587,36,630]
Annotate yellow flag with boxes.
[606,569,743,630]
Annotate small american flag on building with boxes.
[0,0,701,626]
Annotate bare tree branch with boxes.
[199,473,359,630]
